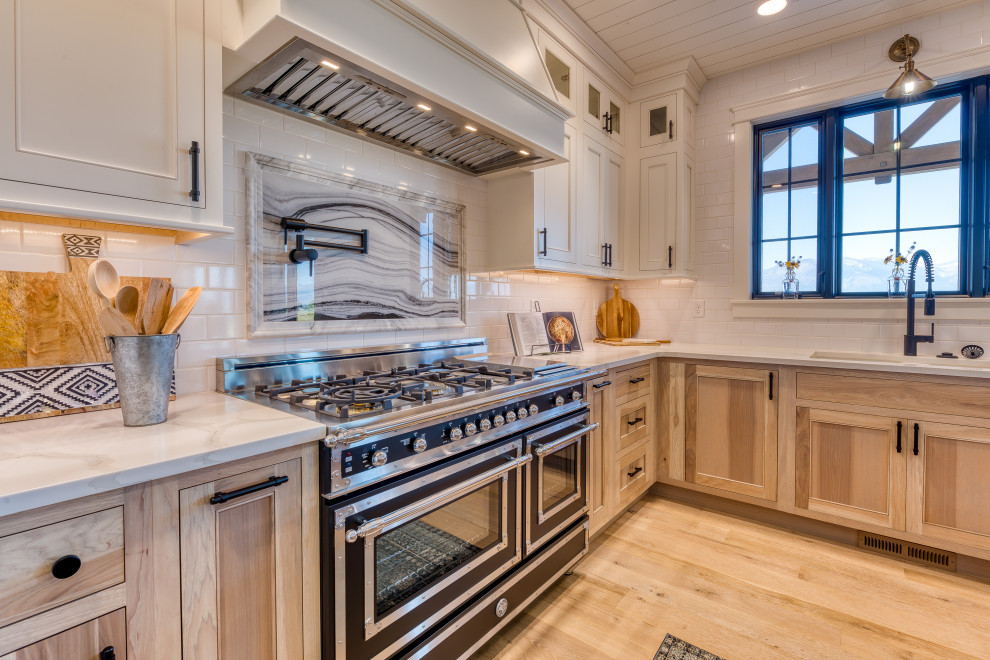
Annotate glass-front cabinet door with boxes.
[538,29,578,114]
[584,71,624,147]
[525,412,594,554]
[640,93,677,148]
[329,439,525,660]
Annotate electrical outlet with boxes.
[692,300,705,318]
[530,299,541,312]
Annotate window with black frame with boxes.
[752,82,979,298]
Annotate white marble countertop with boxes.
[0,392,327,518]
[541,343,990,380]
[5,342,990,520]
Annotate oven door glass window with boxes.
[375,481,503,619]
[542,441,579,512]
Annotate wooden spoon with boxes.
[161,287,202,335]
[99,306,139,336]
[87,259,121,307]
[115,285,140,327]
[143,278,173,335]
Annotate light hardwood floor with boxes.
[473,494,990,659]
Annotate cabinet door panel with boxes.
[539,123,577,265]
[180,458,303,660]
[579,135,605,269]
[911,422,990,551]
[587,375,613,535]
[796,408,905,529]
[603,149,623,271]
[0,0,205,207]
[639,153,677,273]
[2,608,125,660]
[686,365,777,501]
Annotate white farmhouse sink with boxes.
[810,351,990,368]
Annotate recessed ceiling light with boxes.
[320,60,340,70]
[757,0,787,16]
[465,125,478,132]
[519,150,530,156]
[416,103,432,111]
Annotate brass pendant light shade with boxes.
[884,34,936,99]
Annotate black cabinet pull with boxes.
[592,380,612,389]
[769,373,774,400]
[627,466,643,478]
[51,555,81,580]
[629,377,646,384]
[189,141,201,202]
[608,243,613,267]
[601,243,607,266]
[668,119,674,140]
[538,228,548,256]
[100,646,116,660]
[896,421,902,453]
[210,475,288,505]
[627,417,643,426]
[913,423,920,456]
[668,245,673,269]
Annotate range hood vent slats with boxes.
[227,39,548,176]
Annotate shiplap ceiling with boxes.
[560,0,979,78]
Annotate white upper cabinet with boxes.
[579,131,623,273]
[638,151,695,277]
[538,29,578,115]
[584,70,625,148]
[0,0,222,228]
[640,94,677,148]
[537,123,579,265]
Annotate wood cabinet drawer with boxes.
[0,507,124,628]
[615,363,652,404]
[1,607,125,660]
[796,371,990,421]
[617,395,651,455]
[616,442,650,509]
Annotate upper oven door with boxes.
[524,410,597,555]
[328,437,527,660]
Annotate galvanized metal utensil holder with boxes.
[105,334,180,426]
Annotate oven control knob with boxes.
[493,414,506,427]
[412,437,428,453]
[479,418,492,432]
[464,422,478,436]
[371,450,388,467]
[505,410,517,423]
[571,390,581,402]
[528,404,539,416]
[448,426,463,442]
[553,395,565,407]
[516,407,528,419]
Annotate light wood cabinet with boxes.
[179,457,306,660]
[685,365,778,501]
[0,0,222,226]
[795,408,906,529]
[1,608,125,660]
[587,372,614,535]
[909,421,990,552]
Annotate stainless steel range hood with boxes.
[223,0,572,176]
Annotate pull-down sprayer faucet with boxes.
[904,249,935,356]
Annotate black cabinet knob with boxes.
[51,555,81,580]
[100,646,116,660]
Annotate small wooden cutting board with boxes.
[596,283,640,339]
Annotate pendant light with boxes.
[883,34,936,99]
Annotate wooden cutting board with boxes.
[596,284,640,339]
[593,338,670,346]
[0,234,170,369]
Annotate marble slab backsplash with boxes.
[246,154,466,337]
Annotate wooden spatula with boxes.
[143,278,173,335]
[161,287,202,335]
[99,306,139,336]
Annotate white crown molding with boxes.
[731,44,990,124]
[524,0,635,89]
[368,0,573,121]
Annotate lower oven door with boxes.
[327,437,528,660]
[525,411,598,554]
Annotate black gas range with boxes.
[217,339,602,660]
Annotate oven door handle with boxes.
[531,423,599,457]
[345,453,532,543]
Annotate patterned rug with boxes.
[653,634,725,660]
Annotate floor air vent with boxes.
[858,532,956,571]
